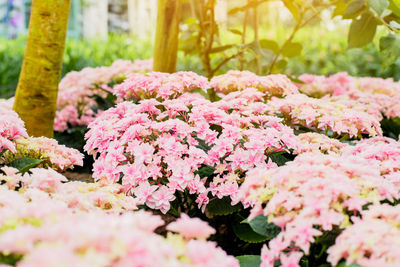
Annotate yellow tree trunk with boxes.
[13,0,71,137]
[153,0,182,73]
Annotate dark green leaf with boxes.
[9,158,44,174]
[381,117,400,140]
[195,165,216,178]
[259,39,279,54]
[282,42,303,58]
[236,255,261,267]
[268,153,291,166]
[233,221,270,243]
[246,215,281,239]
[206,197,242,216]
[0,253,23,266]
[367,0,389,15]
[348,12,378,48]
[380,34,400,69]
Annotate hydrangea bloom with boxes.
[238,153,397,267]
[0,170,238,267]
[327,204,400,267]
[55,59,152,132]
[210,70,299,97]
[298,73,400,119]
[265,94,382,138]
[1,137,83,172]
[0,100,28,153]
[166,213,216,239]
[114,71,209,101]
[0,167,137,212]
[84,95,300,213]
[342,137,400,175]
[295,132,348,154]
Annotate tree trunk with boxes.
[153,0,182,73]
[13,0,71,137]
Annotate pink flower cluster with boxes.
[0,167,137,212]
[2,137,83,172]
[0,99,28,153]
[0,168,238,267]
[238,151,399,267]
[295,132,348,154]
[327,203,400,267]
[265,94,382,138]
[84,95,300,213]
[114,71,209,101]
[210,70,299,96]
[299,72,400,119]
[0,101,83,172]
[55,59,153,132]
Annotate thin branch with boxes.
[268,7,323,74]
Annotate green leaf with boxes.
[379,34,400,69]
[9,158,44,174]
[236,255,261,267]
[0,253,23,266]
[233,221,270,243]
[381,117,400,140]
[389,0,400,16]
[268,153,292,166]
[344,0,365,19]
[348,12,378,48]
[206,197,242,216]
[367,0,389,15]
[228,29,243,36]
[260,39,279,54]
[333,0,350,17]
[271,59,288,73]
[195,165,216,178]
[282,42,303,58]
[282,0,299,20]
[246,215,281,239]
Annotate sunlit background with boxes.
[0,0,397,99]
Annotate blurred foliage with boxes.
[1,23,400,99]
[0,34,153,98]
[179,0,400,78]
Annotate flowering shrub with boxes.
[238,146,400,266]
[295,132,348,154]
[210,70,299,97]
[265,94,382,138]
[0,167,136,212]
[55,59,152,132]
[0,101,83,172]
[0,195,237,266]
[327,204,400,267]
[84,95,300,213]
[2,137,83,172]
[114,71,209,101]
[0,99,27,154]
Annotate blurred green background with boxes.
[1,27,399,99]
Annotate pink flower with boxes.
[167,213,216,239]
